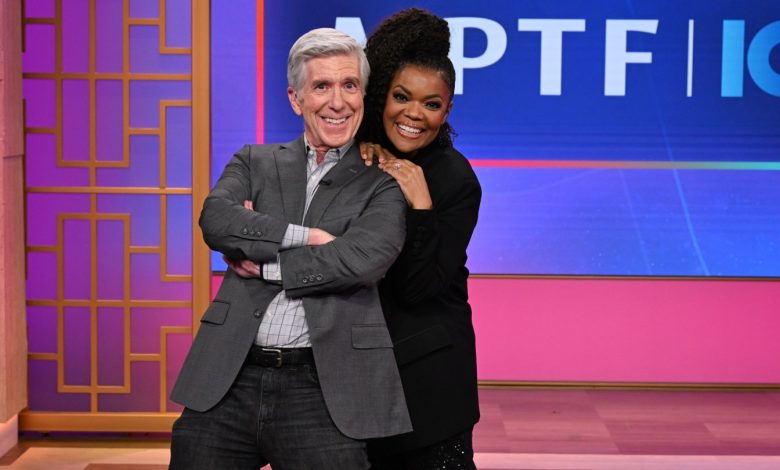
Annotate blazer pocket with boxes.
[351,324,393,349]
[200,300,230,325]
[394,324,452,366]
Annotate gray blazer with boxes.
[171,137,412,439]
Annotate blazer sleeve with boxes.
[199,145,289,262]
[386,166,482,305]
[278,176,407,297]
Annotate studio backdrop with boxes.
[213,0,780,278]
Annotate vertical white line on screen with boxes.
[687,19,694,97]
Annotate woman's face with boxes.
[382,65,452,155]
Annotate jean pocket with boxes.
[302,364,320,385]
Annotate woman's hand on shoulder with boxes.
[381,157,433,210]
[359,142,396,167]
[359,142,432,209]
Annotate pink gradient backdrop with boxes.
[470,278,780,384]
[212,276,780,384]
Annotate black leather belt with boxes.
[246,345,314,367]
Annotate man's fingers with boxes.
[233,266,253,278]
[239,259,261,276]
[223,255,259,278]
[232,263,256,279]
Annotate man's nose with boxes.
[328,88,345,110]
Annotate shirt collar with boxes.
[303,135,353,162]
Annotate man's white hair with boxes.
[287,28,369,94]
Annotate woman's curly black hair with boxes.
[357,8,456,151]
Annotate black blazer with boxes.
[370,145,482,453]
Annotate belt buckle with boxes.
[261,348,283,367]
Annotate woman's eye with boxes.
[425,101,442,110]
[393,92,408,102]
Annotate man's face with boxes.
[287,54,364,152]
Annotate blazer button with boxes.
[315,274,323,281]
[252,309,261,318]
[302,278,309,284]
[242,227,248,235]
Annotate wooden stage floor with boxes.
[2,388,779,469]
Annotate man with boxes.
[170,28,411,469]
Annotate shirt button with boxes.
[252,309,261,318]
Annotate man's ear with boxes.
[287,87,302,115]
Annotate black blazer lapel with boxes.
[303,146,365,227]
[274,137,308,224]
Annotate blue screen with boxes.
[212,0,780,277]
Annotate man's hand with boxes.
[223,255,262,278]
[309,228,336,246]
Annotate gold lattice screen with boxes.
[21,0,210,432]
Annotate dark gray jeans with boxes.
[170,362,368,469]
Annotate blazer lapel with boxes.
[303,145,365,227]
[274,137,308,224]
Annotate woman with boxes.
[358,8,482,470]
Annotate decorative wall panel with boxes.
[22,0,207,431]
